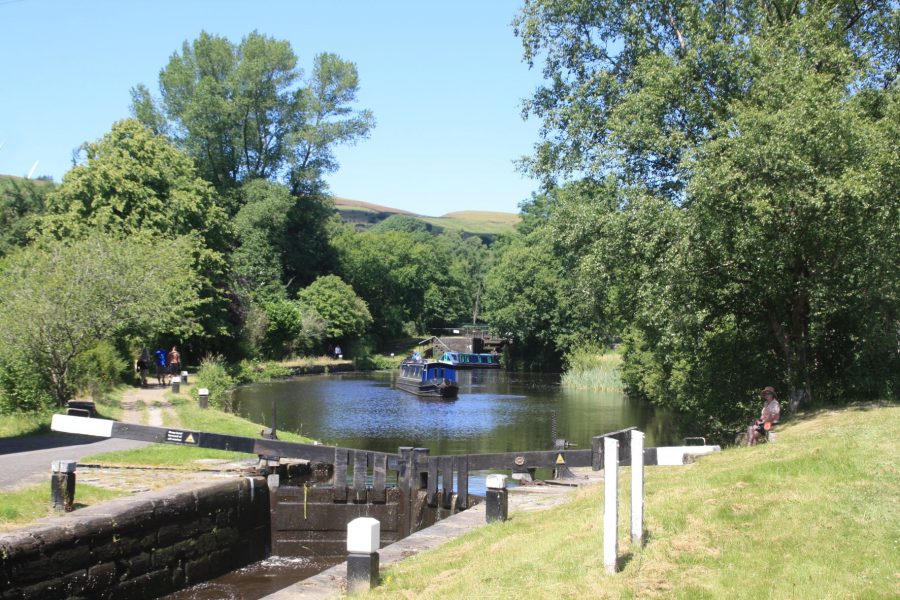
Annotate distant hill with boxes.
[332,196,519,243]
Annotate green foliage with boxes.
[235,359,291,383]
[261,299,303,359]
[194,354,237,412]
[41,119,227,247]
[508,0,899,433]
[132,31,374,194]
[39,119,231,351]
[231,180,295,300]
[0,176,52,259]
[0,233,200,405]
[69,340,129,399]
[560,347,623,391]
[0,353,54,414]
[370,214,432,236]
[297,275,372,341]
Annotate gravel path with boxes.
[120,383,180,427]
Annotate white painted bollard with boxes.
[485,474,508,523]
[171,375,181,393]
[604,437,619,573]
[631,430,644,545]
[181,370,189,384]
[198,387,209,409]
[347,517,380,593]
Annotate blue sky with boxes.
[0,0,546,215]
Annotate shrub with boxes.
[70,340,128,398]
[0,355,54,413]
[195,354,237,412]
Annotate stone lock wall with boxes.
[0,477,269,599]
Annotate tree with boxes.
[231,180,295,300]
[332,227,433,339]
[132,31,374,196]
[0,176,51,259]
[0,234,200,406]
[42,119,227,246]
[40,119,232,351]
[512,0,899,430]
[514,0,897,197]
[297,275,373,341]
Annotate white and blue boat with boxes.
[439,351,500,369]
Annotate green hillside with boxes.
[332,196,519,241]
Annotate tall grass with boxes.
[561,348,624,391]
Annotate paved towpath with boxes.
[0,384,188,492]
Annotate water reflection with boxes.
[234,369,675,453]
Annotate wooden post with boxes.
[51,460,76,512]
[631,430,644,545]
[603,437,618,573]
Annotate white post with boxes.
[630,430,644,545]
[603,436,619,573]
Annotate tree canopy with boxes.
[0,234,200,405]
[495,0,900,434]
[132,31,374,196]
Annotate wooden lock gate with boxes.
[51,415,638,557]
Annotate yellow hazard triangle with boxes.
[556,453,566,465]
[185,433,196,444]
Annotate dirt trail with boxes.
[120,384,181,427]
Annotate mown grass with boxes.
[561,349,625,391]
[0,484,126,532]
[365,403,899,599]
[0,409,54,437]
[80,384,315,467]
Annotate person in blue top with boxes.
[154,348,168,385]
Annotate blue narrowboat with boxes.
[396,360,459,399]
[439,351,500,369]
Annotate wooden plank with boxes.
[371,453,387,503]
[352,451,368,503]
[426,457,438,507]
[465,449,592,470]
[333,449,348,503]
[441,457,453,509]
[456,455,468,510]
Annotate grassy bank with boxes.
[81,383,316,466]
[0,484,126,532]
[561,349,624,391]
[365,403,899,599]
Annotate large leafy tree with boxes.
[0,234,200,406]
[297,275,373,341]
[41,119,232,348]
[513,0,899,428]
[515,0,897,197]
[131,31,374,197]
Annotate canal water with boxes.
[169,369,673,599]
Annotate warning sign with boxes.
[166,430,198,444]
[556,453,566,465]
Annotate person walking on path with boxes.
[153,348,168,386]
[167,346,182,380]
[135,349,150,387]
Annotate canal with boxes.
[169,369,673,599]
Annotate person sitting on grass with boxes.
[747,386,781,446]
